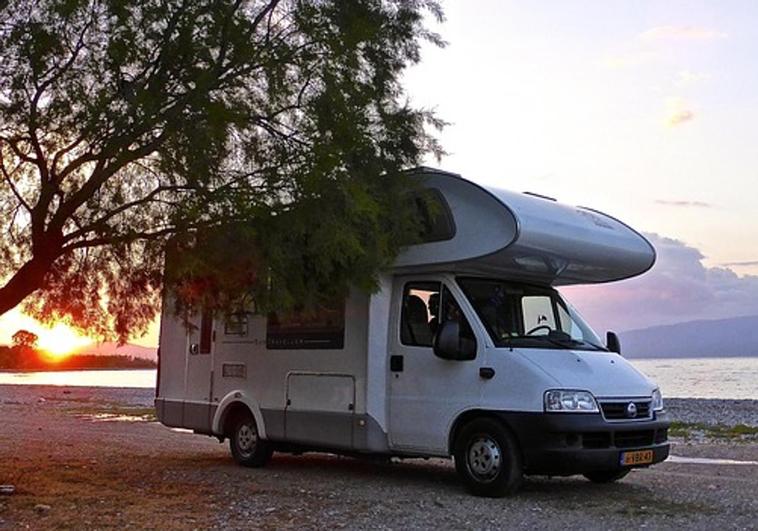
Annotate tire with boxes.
[583,469,630,483]
[229,413,272,468]
[454,418,523,497]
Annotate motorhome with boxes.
[155,167,670,497]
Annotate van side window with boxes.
[199,310,213,354]
[224,313,249,336]
[400,282,441,347]
[413,189,456,243]
[400,283,475,352]
[266,301,345,350]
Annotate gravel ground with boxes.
[1,384,756,530]
[665,398,758,427]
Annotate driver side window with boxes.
[400,282,475,351]
[400,282,440,347]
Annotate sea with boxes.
[0,357,756,400]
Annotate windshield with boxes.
[457,277,606,351]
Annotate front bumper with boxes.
[496,410,671,476]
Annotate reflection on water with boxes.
[79,412,156,422]
[631,357,758,400]
[0,369,155,388]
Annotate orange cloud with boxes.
[667,109,694,126]
[665,97,695,126]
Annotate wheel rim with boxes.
[236,421,257,457]
[466,435,503,482]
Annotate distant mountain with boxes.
[73,342,157,361]
[620,315,758,358]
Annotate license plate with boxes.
[620,449,654,466]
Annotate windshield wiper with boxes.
[546,335,607,351]
[501,335,573,349]
[502,334,606,351]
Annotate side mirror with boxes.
[434,320,476,361]
[606,331,621,354]
[434,320,461,360]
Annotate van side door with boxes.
[184,309,214,432]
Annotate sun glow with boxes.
[36,323,93,360]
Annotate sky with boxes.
[1,0,758,348]
[402,0,758,334]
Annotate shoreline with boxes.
[1,383,755,427]
[0,366,155,373]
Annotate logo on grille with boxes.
[626,402,638,418]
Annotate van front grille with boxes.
[580,429,667,449]
[600,400,652,421]
[582,432,611,449]
[614,430,655,448]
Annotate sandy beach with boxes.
[1,384,756,530]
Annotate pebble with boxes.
[34,504,51,514]
[0,485,14,496]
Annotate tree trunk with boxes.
[0,253,59,316]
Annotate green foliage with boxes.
[0,0,445,341]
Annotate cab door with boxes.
[387,277,484,454]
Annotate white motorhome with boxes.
[155,167,670,497]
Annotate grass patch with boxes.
[669,421,758,441]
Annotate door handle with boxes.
[390,355,404,372]
[479,367,495,379]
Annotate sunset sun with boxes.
[36,324,93,360]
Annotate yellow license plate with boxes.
[620,449,654,466]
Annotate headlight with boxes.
[544,390,599,413]
[652,388,664,411]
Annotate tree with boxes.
[12,329,38,349]
[0,0,444,341]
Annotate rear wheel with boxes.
[454,418,523,497]
[229,413,272,467]
[583,469,630,483]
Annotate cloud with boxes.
[601,50,659,69]
[639,26,727,42]
[667,109,694,126]
[721,260,758,267]
[676,70,709,87]
[561,234,758,333]
[665,97,695,126]
[655,199,712,208]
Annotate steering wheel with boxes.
[526,324,552,336]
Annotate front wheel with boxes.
[583,469,630,483]
[229,414,272,467]
[454,418,523,497]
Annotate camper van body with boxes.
[155,168,670,496]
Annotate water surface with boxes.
[0,357,756,399]
[0,369,155,388]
